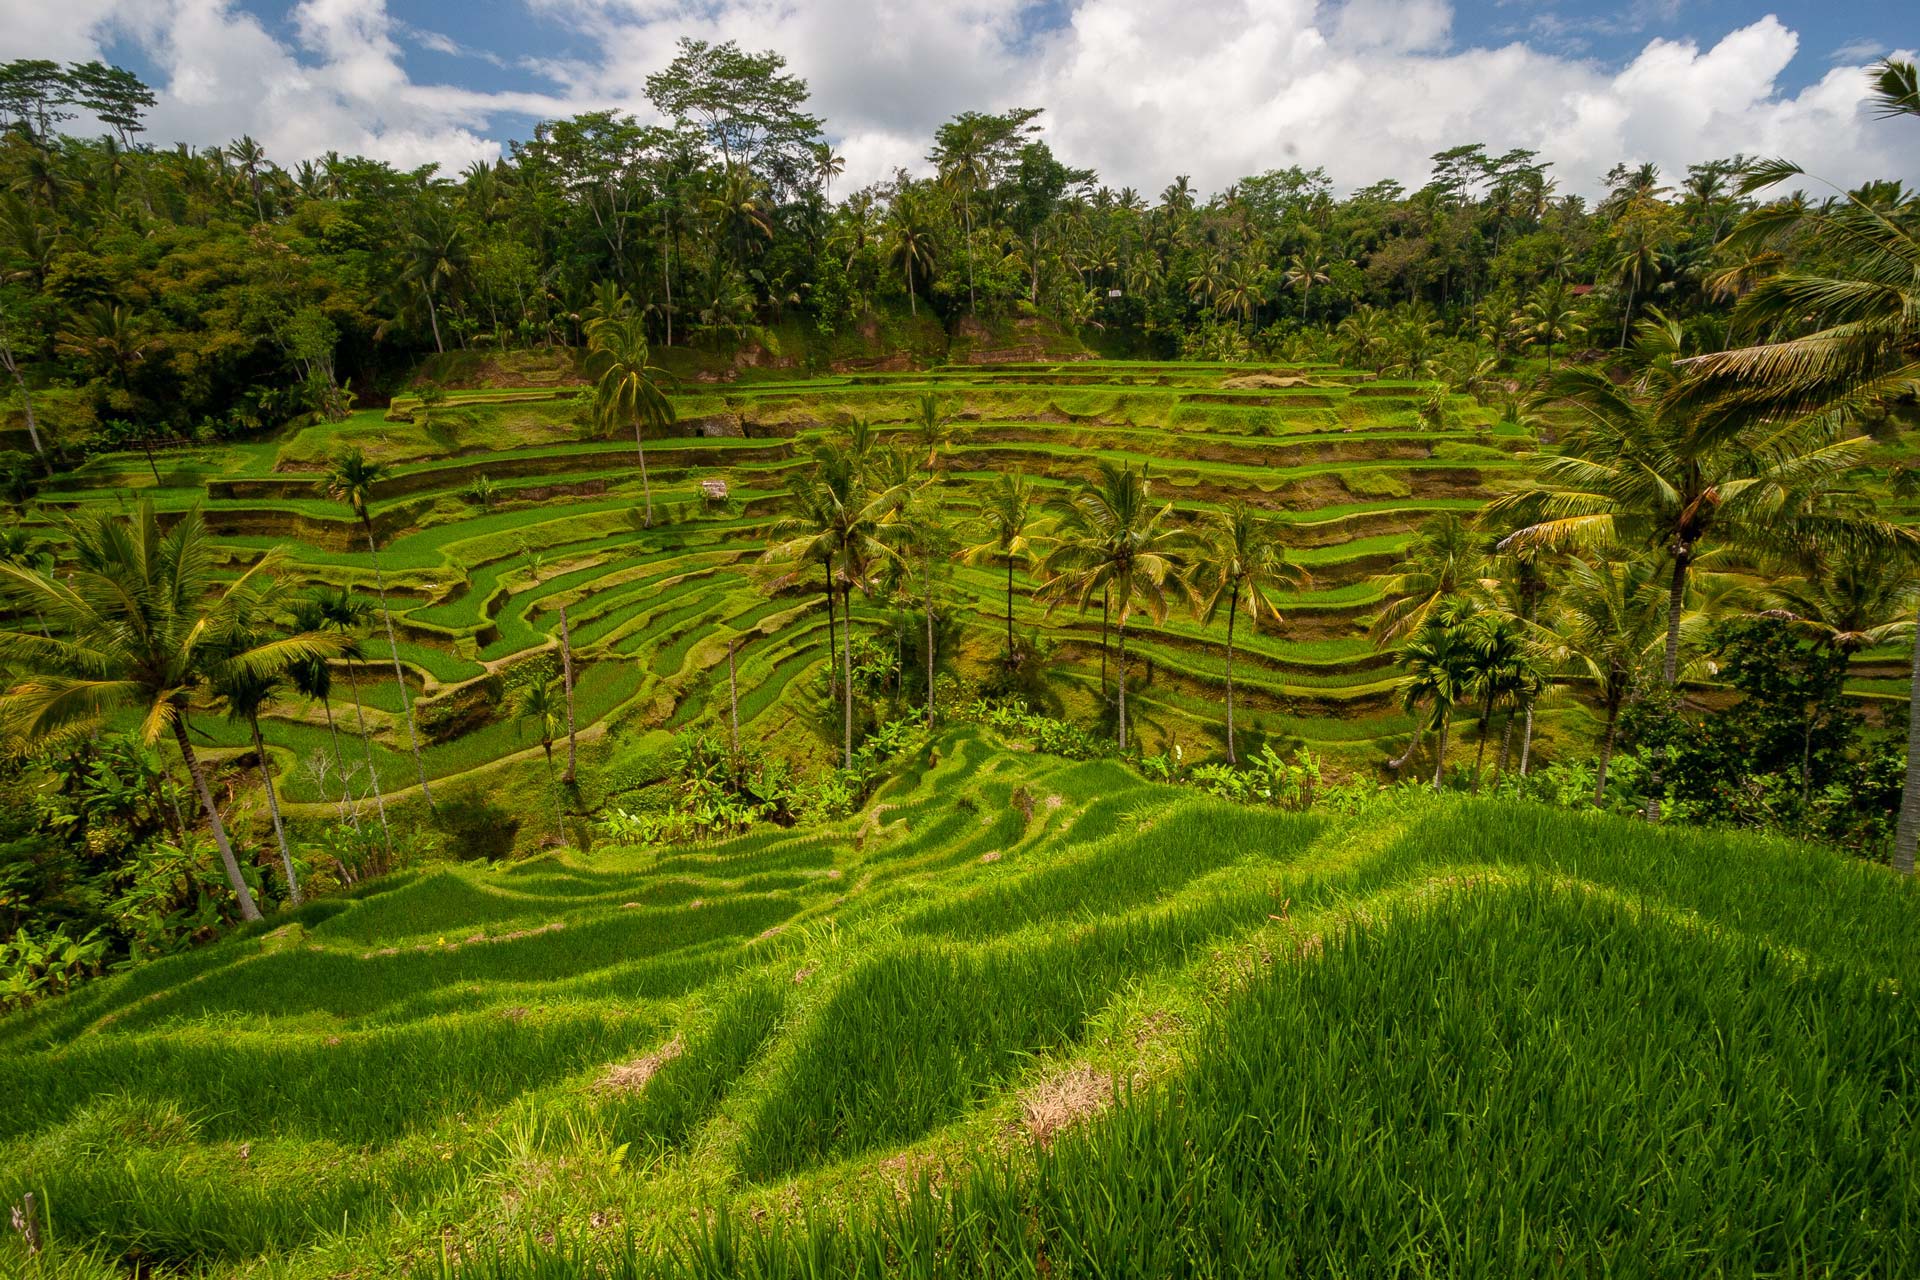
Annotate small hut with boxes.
[701,478,729,504]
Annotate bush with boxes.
[431,788,522,861]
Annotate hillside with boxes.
[25,356,1552,852]
[2,728,1915,1277]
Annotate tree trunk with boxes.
[727,639,740,758]
[558,602,577,785]
[1389,718,1426,772]
[1894,599,1920,876]
[633,419,654,527]
[1117,619,1129,752]
[1100,586,1110,697]
[924,555,936,729]
[1432,711,1449,793]
[426,288,445,354]
[1224,587,1239,765]
[1646,550,1689,822]
[906,263,916,317]
[841,585,855,771]
[542,742,563,845]
[319,694,357,828]
[1005,555,1016,665]
[1,350,51,475]
[170,715,262,922]
[250,718,300,905]
[1520,700,1536,775]
[1471,689,1494,792]
[1497,711,1515,776]
[366,521,435,810]
[1594,704,1620,807]
[345,661,393,855]
[662,210,674,347]
[823,565,838,701]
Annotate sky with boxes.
[4,0,1915,198]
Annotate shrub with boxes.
[431,788,521,861]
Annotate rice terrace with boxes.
[2,14,1920,1279]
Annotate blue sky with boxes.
[16,0,1917,195]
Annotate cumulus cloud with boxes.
[6,0,1915,195]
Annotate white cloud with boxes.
[5,0,1915,196]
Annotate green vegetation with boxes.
[2,36,1920,1280]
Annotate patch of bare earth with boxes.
[1021,1065,1114,1147]
[596,1036,683,1094]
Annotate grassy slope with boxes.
[3,729,1916,1277]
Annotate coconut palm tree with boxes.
[314,587,392,852]
[1190,503,1307,764]
[887,192,937,317]
[913,392,950,471]
[1041,462,1191,752]
[586,314,675,529]
[961,471,1042,669]
[0,501,339,922]
[518,542,579,785]
[212,651,301,906]
[1396,605,1477,792]
[1491,336,1881,819]
[405,206,468,354]
[324,448,435,810]
[285,592,358,823]
[510,672,566,845]
[764,443,903,769]
[1683,62,1920,868]
[765,464,844,705]
[1369,513,1488,647]
[1457,607,1533,792]
[1544,554,1669,805]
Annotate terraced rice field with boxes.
[37,360,1539,823]
[4,727,1915,1277]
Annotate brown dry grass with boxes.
[1021,1065,1114,1147]
[596,1035,683,1094]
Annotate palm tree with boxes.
[324,448,435,810]
[887,193,938,318]
[1683,63,1920,868]
[510,672,566,845]
[1544,555,1669,805]
[1491,342,1879,819]
[518,542,579,785]
[286,592,359,824]
[315,587,392,852]
[1283,248,1333,322]
[405,206,468,354]
[1522,280,1584,371]
[587,314,675,528]
[765,443,903,769]
[1191,503,1307,764]
[765,465,844,705]
[961,471,1041,669]
[1041,462,1190,752]
[1369,513,1487,647]
[1458,608,1532,791]
[1763,546,1918,657]
[1396,606,1476,792]
[913,392,950,471]
[212,649,301,906]
[0,502,339,922]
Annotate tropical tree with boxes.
[1395,605,1476,792]
[519,542,579,785]
[510,672,567,845]
[324,448,435,809]
[1369,512,1487,646]
[1458,608,1533,791]
[1545,554,1673,805]
[913,392,950,471]
[1042,462,1191,751]
[587,314,675,528]
[1685,60,1920,870]
[961,470,1042,669]
[314,587,392,851]
[1492,342,1880,819]
[286,591,359,825]
[0,502,339,922]
[1190,503,1306,763]
[886,191,937,317]
[211,639,301,905]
